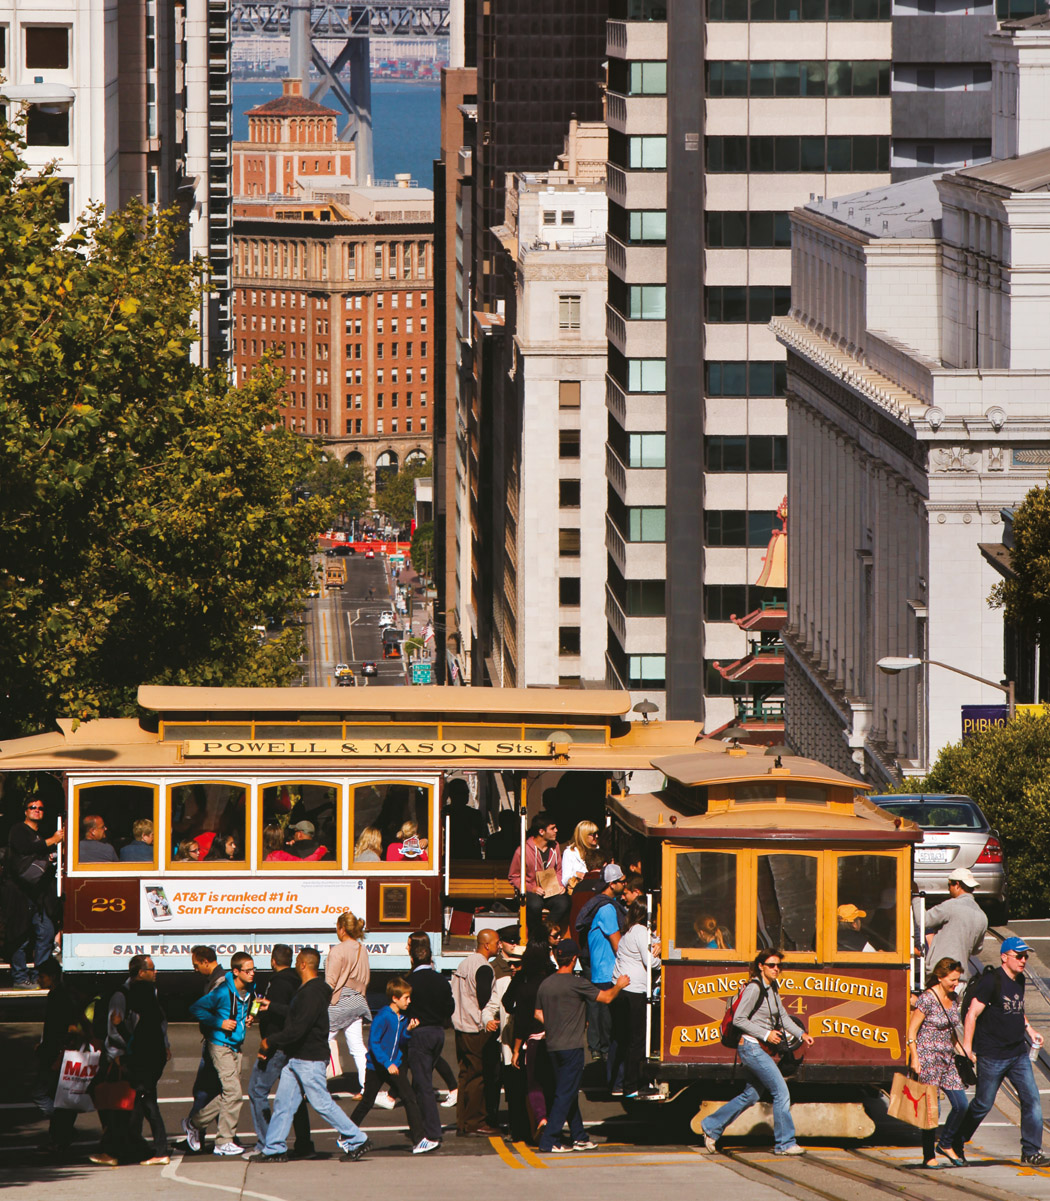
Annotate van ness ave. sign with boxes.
[184,739,555,758]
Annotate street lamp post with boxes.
[876,656,1015,721]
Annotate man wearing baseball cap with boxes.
[534,940,627,1153]
[924,868,987,981]
[574,863,626,1066]
[955,935,1048,1166]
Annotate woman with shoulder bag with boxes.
[907,956,974,1168]
[327,912,372,1097]
[700,948,815,1156]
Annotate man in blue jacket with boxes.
[186,951,255,1156]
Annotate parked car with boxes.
[870,793,1008,924]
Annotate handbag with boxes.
[887,1072,939,1129]
[535,867,565,898]
[931,985,977,1087]
[92,1060,137,1112]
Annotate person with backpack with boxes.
[700,948,814,1156]
[955,936,1049,1166]
[574,863,625,1065]
[906,956,970,1167]
[186,951,256,1157]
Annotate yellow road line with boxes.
[512,1141,548,1169]
[490,1136,525,1169]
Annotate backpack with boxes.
[720,980,768,1049]
[574,894,617,972]
[959,964,1003,1024]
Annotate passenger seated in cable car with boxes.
[837,904,876,952]
[694,913,733,950]
[386,820,429,862]
[205,833,242,861]
[353,826,383,862]
[174,838,201,862]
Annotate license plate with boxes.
[915,847,952,864]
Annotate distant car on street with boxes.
[365,549,375,559]
[871,793,1009,924]
[335,662,353,678]
[378,611,394,628]
[361,661,378,677]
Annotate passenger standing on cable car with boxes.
[700,948,815,1157]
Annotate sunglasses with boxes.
[1009,951,1029,959]
[763,962,783,970]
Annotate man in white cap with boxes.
[924,868,988,980]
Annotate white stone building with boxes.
[777,122,1050,780]
[485,158,609,688]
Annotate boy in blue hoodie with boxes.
[185,952,255,1156]
[351,979,433,1153]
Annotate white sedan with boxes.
[378,611,394,628]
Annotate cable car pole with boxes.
[519,775,528,936]
[645,890,654,1061]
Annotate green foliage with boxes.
[915,713,1050,917]
[376,457,431,526]
[0,125,337,736]
[303,454,372,520]
[990,481,1050,642]
[411,521,434,581]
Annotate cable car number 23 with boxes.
[90,896,127,913]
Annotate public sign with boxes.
[412,663,433,684]
[185,738,554,758]
[140,877,367,931]
[961,704,1009,740]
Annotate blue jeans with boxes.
[702,1040,797,1152]
[538,1048,586,1151]
[259,1058,366,1156]
[248,1050,312,1150]
[922,1088,968,1160]
[959,1051,1043,1157]
[11,903,54,984]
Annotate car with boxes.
[306,585,320,599]
[361,661,378,677]
[870,793,1008,924]
[334,663,353,678]
[365,549,375,559]
[378,611,393,628]
[337,673,356,687]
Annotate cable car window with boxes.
[837,855,897,952]
[162,724,251,741]
[756,854,816,952]
[169,782,248,868]
[73,782,158,869]
[783,784,827,804]
[675,851,736,950]
[352,782,432,866]
[260,783,339,864]
[733,784,778,803]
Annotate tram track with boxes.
[720,1146,1028,1201]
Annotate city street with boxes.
[302,550,406,688]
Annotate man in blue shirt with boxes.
[78,814,118,863]
[119,819,155,862]
[580,864,625,1066]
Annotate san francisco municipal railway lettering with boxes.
[184,738,554,758]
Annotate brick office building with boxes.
[231,188,435,477]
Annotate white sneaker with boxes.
[412,1138,440,1154]
[775,1145,806,1156]
[182,1118,201,1153]
[701,1128,718,1154]
[213,1141,245,1157]
[373,1090,397,1110]
[440,1088,458,1108]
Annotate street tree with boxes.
[989,481,1050,646]
[0,126,336,736]
[411,522,434,582]
[376,457,431,527]
[910,712,1050,917]
[303,454,372,523]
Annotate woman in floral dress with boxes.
[907,957,973,1167]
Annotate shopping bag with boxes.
[887,1072,939,1129]
[54,1046,100,1112]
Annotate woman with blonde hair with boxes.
[385,819,428,861]
[353,825,383,863]
[327,911,372,1097]
[560,820,599,888]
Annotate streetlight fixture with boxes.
[876,656,1015,720]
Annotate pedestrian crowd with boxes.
[18,806,1050,1171]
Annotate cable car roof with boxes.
[652,748,867,790]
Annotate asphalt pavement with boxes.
[303,550,406,688]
